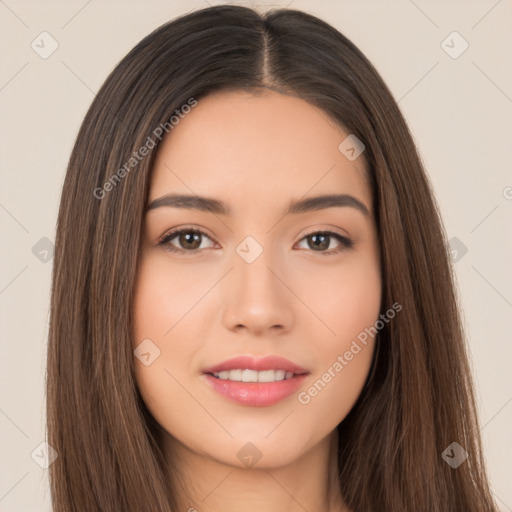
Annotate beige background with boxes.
[1,1,511,510]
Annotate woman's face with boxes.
[133,89,381,469]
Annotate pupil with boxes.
[310,234,328,250]
[181,232,201,249]
[176,232,330,251]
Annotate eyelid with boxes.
[157,225,219,254]
[158,225,354,255]
[300,225,351,241]
[157,224,216,244]
[296,228,354,254]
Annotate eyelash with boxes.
[157,226,354,256]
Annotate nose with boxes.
[222,249,295,336]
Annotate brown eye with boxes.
[176,231,202,250]
[158,228,353,256]
[296,231,354,255]
[159,228,215,253]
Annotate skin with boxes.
[133,89,382,512]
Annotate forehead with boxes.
[148,89,371,216]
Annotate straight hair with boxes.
[46,5,498,511]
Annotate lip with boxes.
[202,355,309,407]
[202,355,308,374]
[203,373,308,407]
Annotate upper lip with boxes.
[202,355,309,375]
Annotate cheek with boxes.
[131,255,202,413]
[292,247,382,341]
[295,339,376,434]
[132,252,213,349]
[295,295,380,427]
[293,251,381,419]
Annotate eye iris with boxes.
[180,231,201,250]
[166,230,343,253]
[309,233,329,251]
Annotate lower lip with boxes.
[203,373,308,407]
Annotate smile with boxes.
[211,369,298,382]
[202,355,310,406]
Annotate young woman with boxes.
[46,5,499,511]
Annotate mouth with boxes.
[208,368,307,382]
[202,355,310,407]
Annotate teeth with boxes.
[242,369,258,382]
[213,369,296,382]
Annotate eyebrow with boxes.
[145,193,370,218]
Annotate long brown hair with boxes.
[46,5,498,511]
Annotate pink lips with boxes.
[202,355,309,407]
[202,355,308,374]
